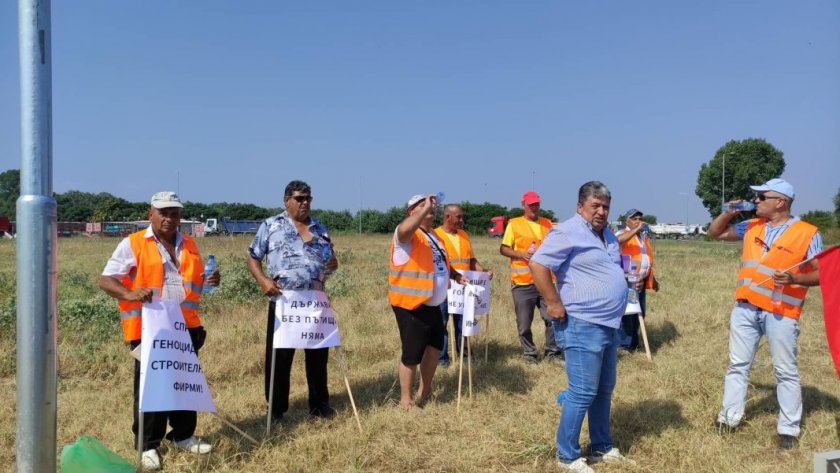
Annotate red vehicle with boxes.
[0,216,11,236]
[487,216,506,238]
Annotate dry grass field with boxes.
[1,233,838,472]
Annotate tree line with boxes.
[0,169,554,234]
[4,136,839,234]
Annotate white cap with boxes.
[406,194,425,209]
[150,191,183,209]
[749,178,795,200]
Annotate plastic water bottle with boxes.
[721,201,756,212]
[641,223,650,234]
[434,192,445,204]
[626,266,640,304]
[202,255,216,294]
[527,241,536,255]
[771,283,783,306]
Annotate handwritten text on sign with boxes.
[447,270,491,315]
[273,290,341,349]
[461,284,486,337]
[139,299,216,413]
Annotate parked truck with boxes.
[487,216,506,238]
[204,217,262,236]
[0,216,12,238]
[649,223,706,240]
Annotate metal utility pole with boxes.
[721,153,725,205]
[17,0,58,471]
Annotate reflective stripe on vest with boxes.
[388,268,435,279]
[388,229,442,310]
[387,285,435,297]
[734,219,816,319]
[116,229,206,341]
[507,217,552,285]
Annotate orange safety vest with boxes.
[433,227,472,271]
[620,232,655,290]
[117,229,205,342]
[388,229,450,310]
[507,216,552,285]
[734,219,817,319]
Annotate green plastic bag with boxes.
[60,435,135,473]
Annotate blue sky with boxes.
[2,1,838,223]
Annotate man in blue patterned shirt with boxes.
[246,180,339,423]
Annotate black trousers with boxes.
[131,326,205,450]
[264,301,330,417]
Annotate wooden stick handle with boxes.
[336,347,363,432]
[638,314,652,362]
[467,337,473,400]
[753,254,818,286]
[457,334,465,413]
[211,412,259,445]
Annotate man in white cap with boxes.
[708,178,823,450]
[98,191,219,470]
[388,194,468,410]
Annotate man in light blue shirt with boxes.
[530,181,632,473]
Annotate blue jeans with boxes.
[553,316,618,462]
[618,289,646,350]
[718,302,801,436]
[439,300,463,362]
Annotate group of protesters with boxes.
[99,176,823,472]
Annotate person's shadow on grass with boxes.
[611,399,688,450]
[644,320,679,354]
[749,382,840,437]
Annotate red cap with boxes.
[522,191,541,205]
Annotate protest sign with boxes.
[461,285,486,337]
[273,290,341,349]
[447,270,491,315]
[139,300,215,413]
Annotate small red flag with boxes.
[816,244,840,379]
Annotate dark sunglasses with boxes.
[290,195,313,203]
[756,194,783,202]
[754,236,770,251]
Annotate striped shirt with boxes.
[735,217,823,258]
[531,214,627,329]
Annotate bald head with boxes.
[442,204,464,232]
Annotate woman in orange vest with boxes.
[98,191,219,471]
[389,194,468,411]
[616,209,659,353]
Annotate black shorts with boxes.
[392,304,445,365]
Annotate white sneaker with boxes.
[588,447,636,465]
[174,436,212,454]
[141,449,161,471]
[557,457,595,473]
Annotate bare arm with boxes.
[500,244,531,262]
[246,254,282,297]
[98,275,153,303]
[774,259,820,287]
[707,208,742,242]
[529,260,565,320]
[396,195,435,244]
[616,225,642,244]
